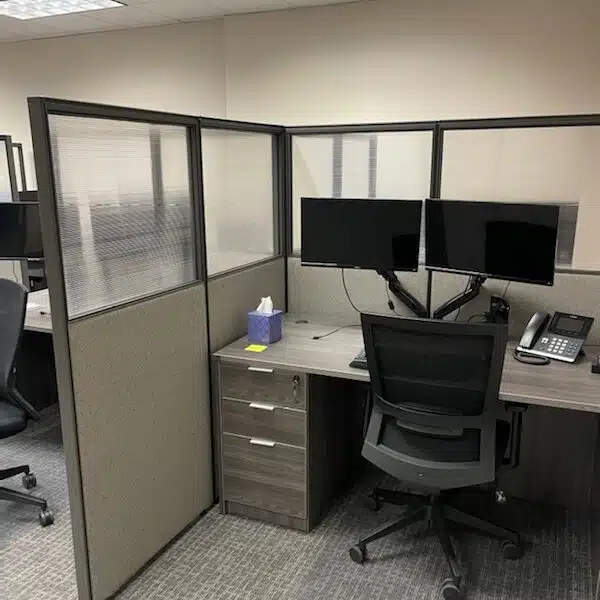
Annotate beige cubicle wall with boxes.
[68,284,212,599]
[207,257,286,353]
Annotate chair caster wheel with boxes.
[363,494,381,512]
[22,473,37,489]
[39,509,54,527]
[441,578,464,600]
[349,544,366,564]
[501,539,523,560]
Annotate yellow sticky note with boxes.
[245,344,268,353]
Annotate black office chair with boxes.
[0,278,54,526]
[349,314,522,600]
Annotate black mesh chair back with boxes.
[361,313,507,490]
[0,278,28,393]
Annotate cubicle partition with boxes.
[28,99,214,600]
[200,117,287,353]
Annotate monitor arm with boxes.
[376,270,428,318]
[432,274,487,320]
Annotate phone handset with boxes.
[518,311,550,349]
[515,311,551,365]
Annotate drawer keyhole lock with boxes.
[293,375,300,397]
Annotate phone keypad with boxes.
[537,335,582,360]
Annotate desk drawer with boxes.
[221,362,306,410]
[222,433,306,519]
[222,398,305,448]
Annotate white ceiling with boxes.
[0,0,355,42]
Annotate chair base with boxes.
[350,488,523,599]
[0,465,54,527]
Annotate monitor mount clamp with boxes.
[377,269,428,318]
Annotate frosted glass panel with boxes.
[292,135,334,252]
[0,138,13,202]
[202,129,276,276]
[292,131,433,255]
[441,127,600,268]
[49,115,195,318]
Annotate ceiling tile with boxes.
[285,0,355,6]
[89,5,174,26]
[223,0,289,12]
[40,14,114,34]
[140,0,226,20]
[0,15,61,37]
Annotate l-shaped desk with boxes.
[213,316,600,533]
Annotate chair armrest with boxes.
[9,388,41,421]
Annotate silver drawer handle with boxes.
[249,402,275,412]
[249,438,276,448]
[247,367,274,374]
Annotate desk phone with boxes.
[517,311,594,363]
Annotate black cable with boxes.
[502,281,511,300]
[384,281,400,315]
[312,325,358,340]
[341,269,361,313]
[468,313,487,322]
[512,347,550,366]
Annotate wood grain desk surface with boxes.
[214,316,600,414]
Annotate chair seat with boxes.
[0,398,27,438]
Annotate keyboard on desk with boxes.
[349,348,368,370]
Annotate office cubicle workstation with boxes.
[21,97,600,599]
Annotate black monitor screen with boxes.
[425,199,559,285]
[301,198,422,271]
[0,202,43,260]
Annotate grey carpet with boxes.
[1,406,593,600]
[1,405,77,600]
[118,475,593,600]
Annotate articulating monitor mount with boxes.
[377,269,428,318]
[432,274,487,320]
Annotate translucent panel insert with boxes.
[202,129,277,276]
[49,115,196,317]
[292,131,433,256]
[441,127,600,269]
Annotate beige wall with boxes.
[1,20,226,186]
[225,0,600,124]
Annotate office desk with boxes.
[19,289,55,410]
[213,317,600,531]
[25,289,53,334]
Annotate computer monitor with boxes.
[425,199,559,286]
[301,197,422,272]
[0,202,44,260]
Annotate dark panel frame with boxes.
[0,134,20,201]
[28,98,93,600]
[12,142,28,192]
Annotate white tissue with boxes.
[256,296,274,314]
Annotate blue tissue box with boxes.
[248,310,283,345]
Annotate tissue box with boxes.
[248,310,283,345]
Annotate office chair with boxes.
[350,314,522,600]
[0,278,54,526]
